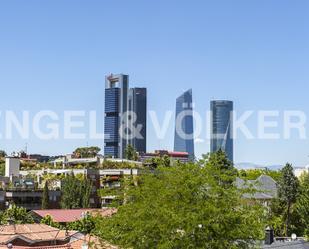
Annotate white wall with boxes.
[5,157,20,178]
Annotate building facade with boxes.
[210,100,234,162]
[104,74,129,158]
[104,74,147,158]
[174,89,195,160]
[128,87,147,154]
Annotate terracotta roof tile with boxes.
[31,208,117,223]
[0,224,75,245]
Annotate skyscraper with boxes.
[174,89,195,160]
[104,74,128,158]
[210,100,233,162]
[104,74,147,158]
[128,87,147,154]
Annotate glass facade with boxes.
[174,89,195,160]
[210,100,234,162]
[104,74,128,158]
[104,74,147,158]
[128,88,147,153]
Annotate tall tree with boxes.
[124,144,138,161]
[278,163,299,236]
[95,152,265,249]
[60,173,93,209]
[296,172,309,236]
[200,149,237,187]
[41,181,50,209]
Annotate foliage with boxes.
[41,181,50,209]
[0,160,5,176]
[98,176,137,207]
[124,144,138,161]
[0,150,6,158]
[73,146,101,158]
[40,215,61,228]
[60,173,93,209]
[68,213,98,234]
[145,155,171,168]
[278,163,299,236]
[0,205,34,225]
[40,213,99,234]
[296,172,309,237]
[199,150,237,187]
[238,169,282,182]
[95,152,266,249]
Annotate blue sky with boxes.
[0,0,308,166]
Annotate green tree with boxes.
[60,173,93,209]
[238,169,282,182]
[296,172,309,236]
[200,150,237,187]
[124,144,138,161]
[40,215,61,228]
[0,205,34,224]
[0,150,6,158]
[68,213,97,234]
[278,163,299,236]
[95,152,265,249]
[73,146,101,158]
[0,160,5,176]
[41,181,50,209]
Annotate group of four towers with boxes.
[104,74,233,162]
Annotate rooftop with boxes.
[0,224,75,245]
[31,208,117,223]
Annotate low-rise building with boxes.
[0,224,118,248]
[236,175,278,207]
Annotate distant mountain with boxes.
[235,163,284,171]
[265,165,284,171]
[235,163,265,170]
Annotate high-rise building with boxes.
[104,74,147,158]
[210,100,233,162]
[128,88,147,154]
[174,89,195,160]
[104,74,128,158]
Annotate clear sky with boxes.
[0,0,308,166]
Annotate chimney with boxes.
[265,226,274,245]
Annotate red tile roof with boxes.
[31,208,117,223]
[0,235,118,249]
[0,226,118,249]
[0,224,75,245]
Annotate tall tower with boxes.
[174,89,195,160]
[104,74,128,158]
[210,100,234,162]
[128,88,147,154]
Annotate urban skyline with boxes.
[0,1,308,166]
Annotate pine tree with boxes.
[279,163,299,236]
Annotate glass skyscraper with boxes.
[174,89,195,160]
[128,87,147,154]
[210,100,233,162]
[104,74,128,158]
[104,74,147,158]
